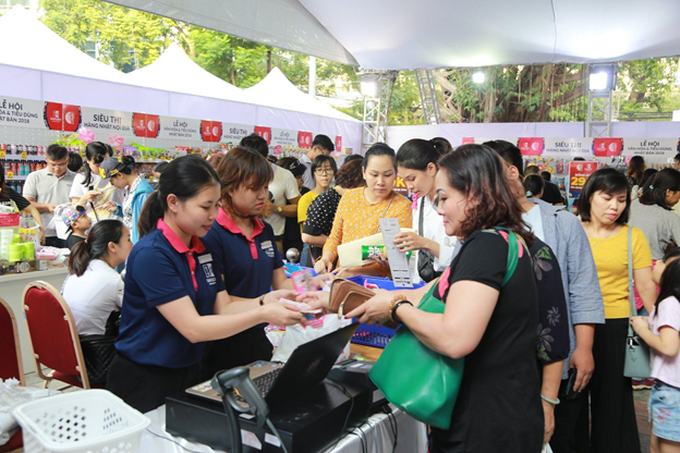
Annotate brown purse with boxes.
[328,278,374,318]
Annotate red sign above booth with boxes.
[518,137,544,156]
[43,102,82,132]
[132,113,160,138]
[255,126,271,144]
[201,120,222,142]
[298,131,312,149]
[592,138,623,157]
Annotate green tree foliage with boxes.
[40,0,179,72]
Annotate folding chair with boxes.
[21,281,98,390]
[0,296,25,452]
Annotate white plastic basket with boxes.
[12,389,150,453]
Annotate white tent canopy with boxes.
[0,5,125,81]
[124,42,249,102]
[106,0,680,70]
[244,67,359,122]
[0,6,362,149]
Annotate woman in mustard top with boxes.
[314,143,412,278]
[577,168,656,453]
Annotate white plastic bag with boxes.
[542,443,553,453]
[271,315,353,363]
[0,378,52,445]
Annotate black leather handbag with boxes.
[79,310,120,384]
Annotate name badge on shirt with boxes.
[261,240,275,258]
[198,253,216,285]
[198,253,213,264]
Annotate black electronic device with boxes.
[166,377,372,453]
[187,323,360,410]
[330,359,387,411]
[562,367,580,400]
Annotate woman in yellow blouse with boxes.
[577,168,656,453]
[314,143,412,277]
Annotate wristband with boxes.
[540,394,560,405]
[391,300,413,324]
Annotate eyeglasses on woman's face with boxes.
[315,167,334,175]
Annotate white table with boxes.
[1,267,69,374]
[141,404,427,453]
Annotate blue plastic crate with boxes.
[351,323,396,348]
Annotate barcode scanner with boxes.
[211,367,269,427]
[211,367,289,453]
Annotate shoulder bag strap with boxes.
[419,196,425,236]
[628,226,638,334]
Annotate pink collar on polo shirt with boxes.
[216,209,264,259]
[157,218,205,290]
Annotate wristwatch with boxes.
[277,206,283,213]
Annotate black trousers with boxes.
[550,379,590,453]
[572,318,641,453]
[107,353,202,414]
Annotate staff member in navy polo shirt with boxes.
[202,147,298,377]
[107,155,304,413]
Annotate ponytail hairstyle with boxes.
[655,257,680,310]
[430,137,453,155]
[119,155,136,174]
[639,168,680,210]
[82,141,114,186]
[396,138,444,171]
[68,219,126,277]
[217,147,273,217]
[524,174,545,198]
[137,155,220,238]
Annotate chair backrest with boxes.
[22,281,90,388]
[0,296,25,385]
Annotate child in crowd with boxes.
[631,258,680,453]
[59,204,92,250]
[652,248,680,285]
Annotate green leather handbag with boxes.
[369,228,520,429]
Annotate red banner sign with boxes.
[43,102,82,132]
[592,138,623,157]
[335,136,343,152]
[298,131,312,148]
[518,137,545,156]
[200,120,222,142]
[254,126,271,144]
[568,161,599,200]
[132,113,160,138]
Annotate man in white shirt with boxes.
[240,134,300,254]
[23,144,75,248]
[300,134,334,190]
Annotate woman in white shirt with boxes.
[62,219,133,335]
[394,138,458,282]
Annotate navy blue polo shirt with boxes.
[201,209,283,298]
[116,219,225,368]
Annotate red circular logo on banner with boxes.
[255,126,272,144]
[132,113,161,138]
[44,102,82,132]
[592,138,623,157]
[201,121,222,142]
[298,131,312,149]
[518,137,544,156]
